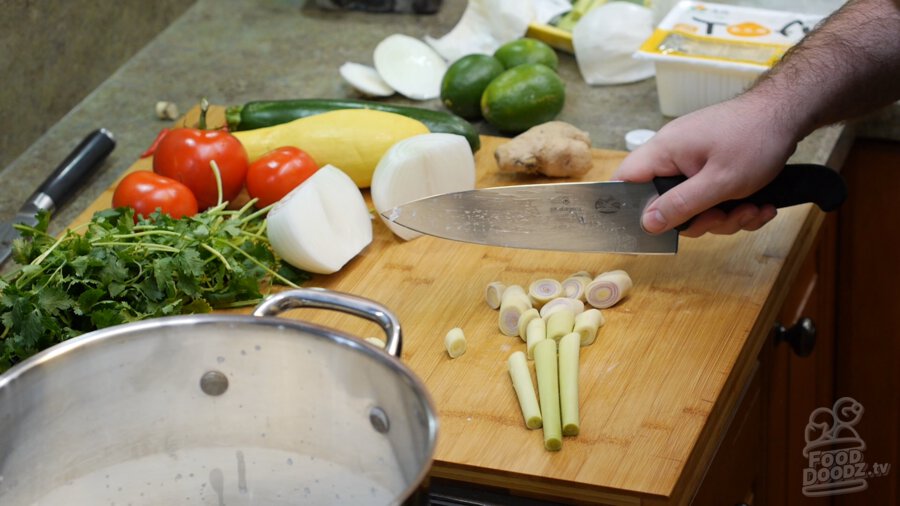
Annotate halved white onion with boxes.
[266,165,373,274]
[339,62,395,97]
[374,34,447,100]
[370,133,476,240]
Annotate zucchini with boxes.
[225,99,480,152]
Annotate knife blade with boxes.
[381,163,847,254]
[0,129,116,266]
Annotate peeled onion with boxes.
[266,165,372,274]
[374,34,447,100]
[371,133,476,240]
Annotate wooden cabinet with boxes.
[833,139,900,505]
[697,138,900,506]
[691,212,837,506]
[761,212,837,506]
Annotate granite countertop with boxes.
[1,0,897,245]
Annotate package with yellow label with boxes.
[635,1,824,116]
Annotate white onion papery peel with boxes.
[266,165,373,275]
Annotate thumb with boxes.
[642,173,725,234]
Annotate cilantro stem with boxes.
[209,160,224,207]
[31,231,71,266]
[113,230,184,240]
[212,237,299,288]
[238,203,273,226]
[200,243,232,271]
[92,242,180,253]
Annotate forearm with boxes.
[743,0,900,141]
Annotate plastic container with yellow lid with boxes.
[635,1,824,116]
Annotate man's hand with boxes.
[614,96,799,237]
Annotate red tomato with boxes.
[152,128,248,210]
[112,171,199,219]
[246,147,319,208]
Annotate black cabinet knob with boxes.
[774,317,816,357]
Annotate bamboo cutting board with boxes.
[70,112,818,504]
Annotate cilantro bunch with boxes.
[0,202,309,371]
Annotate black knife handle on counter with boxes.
[652,163,848,231]
[24,128,117,216]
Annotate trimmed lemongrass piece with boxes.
[528,278,563,308]
[561,275,591,301]
[574,308,606,346]
[539,297,584,319]
[534,339,562,451]
[485,281,506,310]
[546,307,576,342]
[498,285,532,336]
[444,327,467,358]
[267,165,373,274]
[558,332,581,437]
[517,308,541,343]
[364,336,386,349]
[508,351,543,430]
[585,269,633,309]
[526,317,546,360]
[371,132,476,240]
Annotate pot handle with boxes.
[251,288,402,357]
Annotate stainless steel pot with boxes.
[0,288,437,505]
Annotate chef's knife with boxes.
[0,129,116,266]
[381,163,846,254]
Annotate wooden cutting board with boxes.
[70,111,817,504]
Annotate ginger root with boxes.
[494,121,593,178]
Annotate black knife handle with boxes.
[652,163,847,231]
[28,128,116,212]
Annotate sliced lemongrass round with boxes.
[517,308,541,342]
[546,307,576,342]
[499,293,532,337]
[585,270,633,308]
[574,308,606,346]
[561,275,591,301]
[339,62,395,97]
[539,297,584,319]
[504,284,527,298]
[570,270,592,279]
[525,317,546,360]
[485,281,507,310]
[374,34,447,100]
[528,278,563,307]
[444,327,467,358]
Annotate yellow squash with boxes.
[232,109,430,187]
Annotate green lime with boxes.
[494,38,559,71]
[481,63,566,134]
[440,54,505,120]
